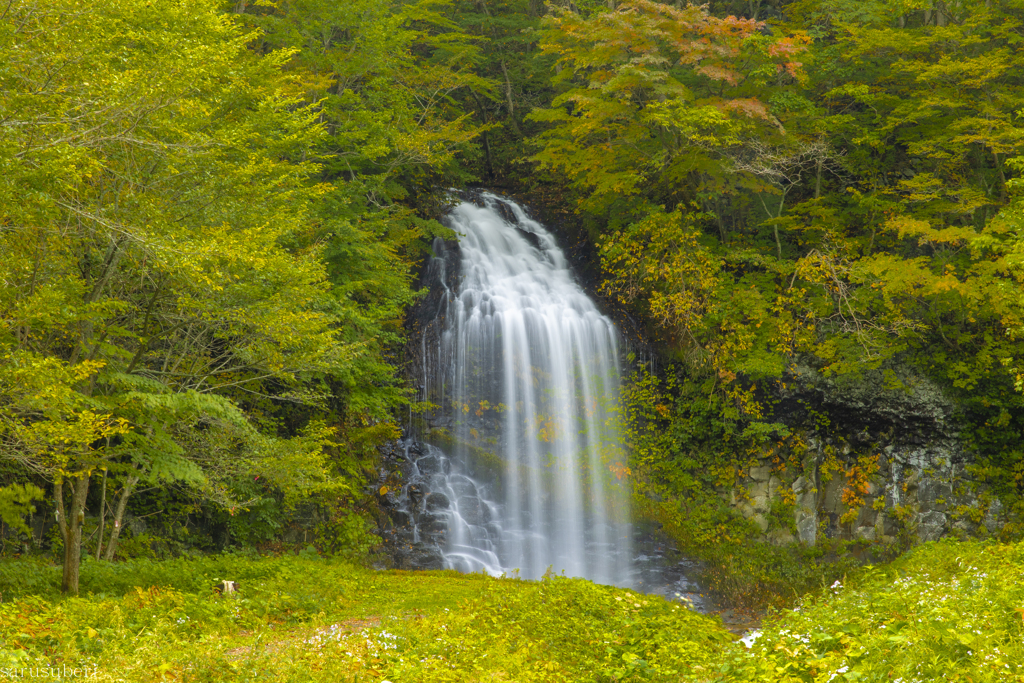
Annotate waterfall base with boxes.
[375,436,718,619]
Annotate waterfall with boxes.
[416,192,632,586]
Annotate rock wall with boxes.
[723,363,1004,551]
[372,439,449,571]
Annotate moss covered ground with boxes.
[1,539,1022,682]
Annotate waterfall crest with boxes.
[417,192,632,586]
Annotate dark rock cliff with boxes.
[725,362,1002,551]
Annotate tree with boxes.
[0,484,45,538]
[730,138,843,258]
[0,0,350,593]
[239,0,489,199]
[231,0,495,447]
[527,0,809,220]
[433,0,554,182]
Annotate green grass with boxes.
[0,553,729,682]
[718,538,1024,682]
[3,539,1023,682]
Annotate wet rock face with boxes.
[456,496,490,526]
[722,363,1003,550]
[374,439,450,571]
[373,437,503,573]
[425,492,450,512]
[786,362,957,439]
[372,436,507,573]
[405,233,461,430]
[393,543,444,571]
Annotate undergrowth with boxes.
[3,539,1022,682]
[0,553,729,682]
[638,496,857,610]
[720,539,1024,682]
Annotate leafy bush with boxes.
[314,509,382,560]
[638,492,856,609]
[718,538,1024,682]
[695,538,856,610]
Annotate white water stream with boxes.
[420,192,632,585]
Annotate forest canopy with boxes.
[2,0,1024,594]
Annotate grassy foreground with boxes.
[721,539,1024,683]
[0,552,729,682]
[1,539,1022,682]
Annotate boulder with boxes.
[425,492,451,512]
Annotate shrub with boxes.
[717,538,1024,682]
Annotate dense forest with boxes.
[2,0,1024,609]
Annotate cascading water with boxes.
[414,192,632,586]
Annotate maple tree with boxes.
[528,0,809,218]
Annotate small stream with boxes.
[631,524,763,633]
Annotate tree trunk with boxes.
[774,193,786,259]
[103,474,139,561]
[714,195,727,243]
[55,479,67,545]
[61,475,91,595]
[481,130,495,180]
[499,60,521,136]
[95,468,108,560]
[470,91,495,179]
[994,150,1008,203]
